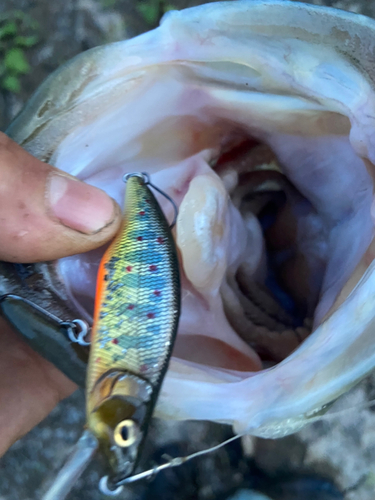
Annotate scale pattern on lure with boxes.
[84,173,181,491]
[87,174,180,396]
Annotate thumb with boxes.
[0,132,121,262]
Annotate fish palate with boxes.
[5,0,375,439]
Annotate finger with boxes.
[0,318,76,456]
[0,132,121,262]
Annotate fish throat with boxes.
[217,140,314,364]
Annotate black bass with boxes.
[4,0,375,439]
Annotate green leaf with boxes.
[101,0,118,7]
[136,1,160,25]
[28,19,40,31]
[4,47,30,74]
[11,10,27,21]
[2,74,21,93]
[0,11,20,23]
[15,35,38,47]
[164,4,176,12]
[0,21,17,39]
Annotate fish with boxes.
[3,0,375,442]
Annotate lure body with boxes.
[86,174,180,483]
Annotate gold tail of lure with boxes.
[42,172,180,499]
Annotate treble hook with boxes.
[122,172,178,228]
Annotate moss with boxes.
[135,0,177,26]
[0,11,39,93]
[100,0,119,7]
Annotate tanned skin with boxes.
[0,132,121,455]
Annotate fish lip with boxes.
[4,0,375,435]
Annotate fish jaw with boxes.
[6,0,375,437]
[160,260,375,437]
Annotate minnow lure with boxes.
[42,172,180,498]
[0,294,88,386]
[87,172,180,488]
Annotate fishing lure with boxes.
[0,294,88,386]
[43,172,180,498]
[87,172,180,489]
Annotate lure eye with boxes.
[113,419,139,448]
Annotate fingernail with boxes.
[48,174,116,234]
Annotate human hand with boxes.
[0,132,121,456]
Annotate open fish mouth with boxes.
[6,0,375,438]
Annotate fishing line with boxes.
[108,396,375,489]
[102,433,245,492]
[304,397,375,424]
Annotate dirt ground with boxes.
[1,1,375,499]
